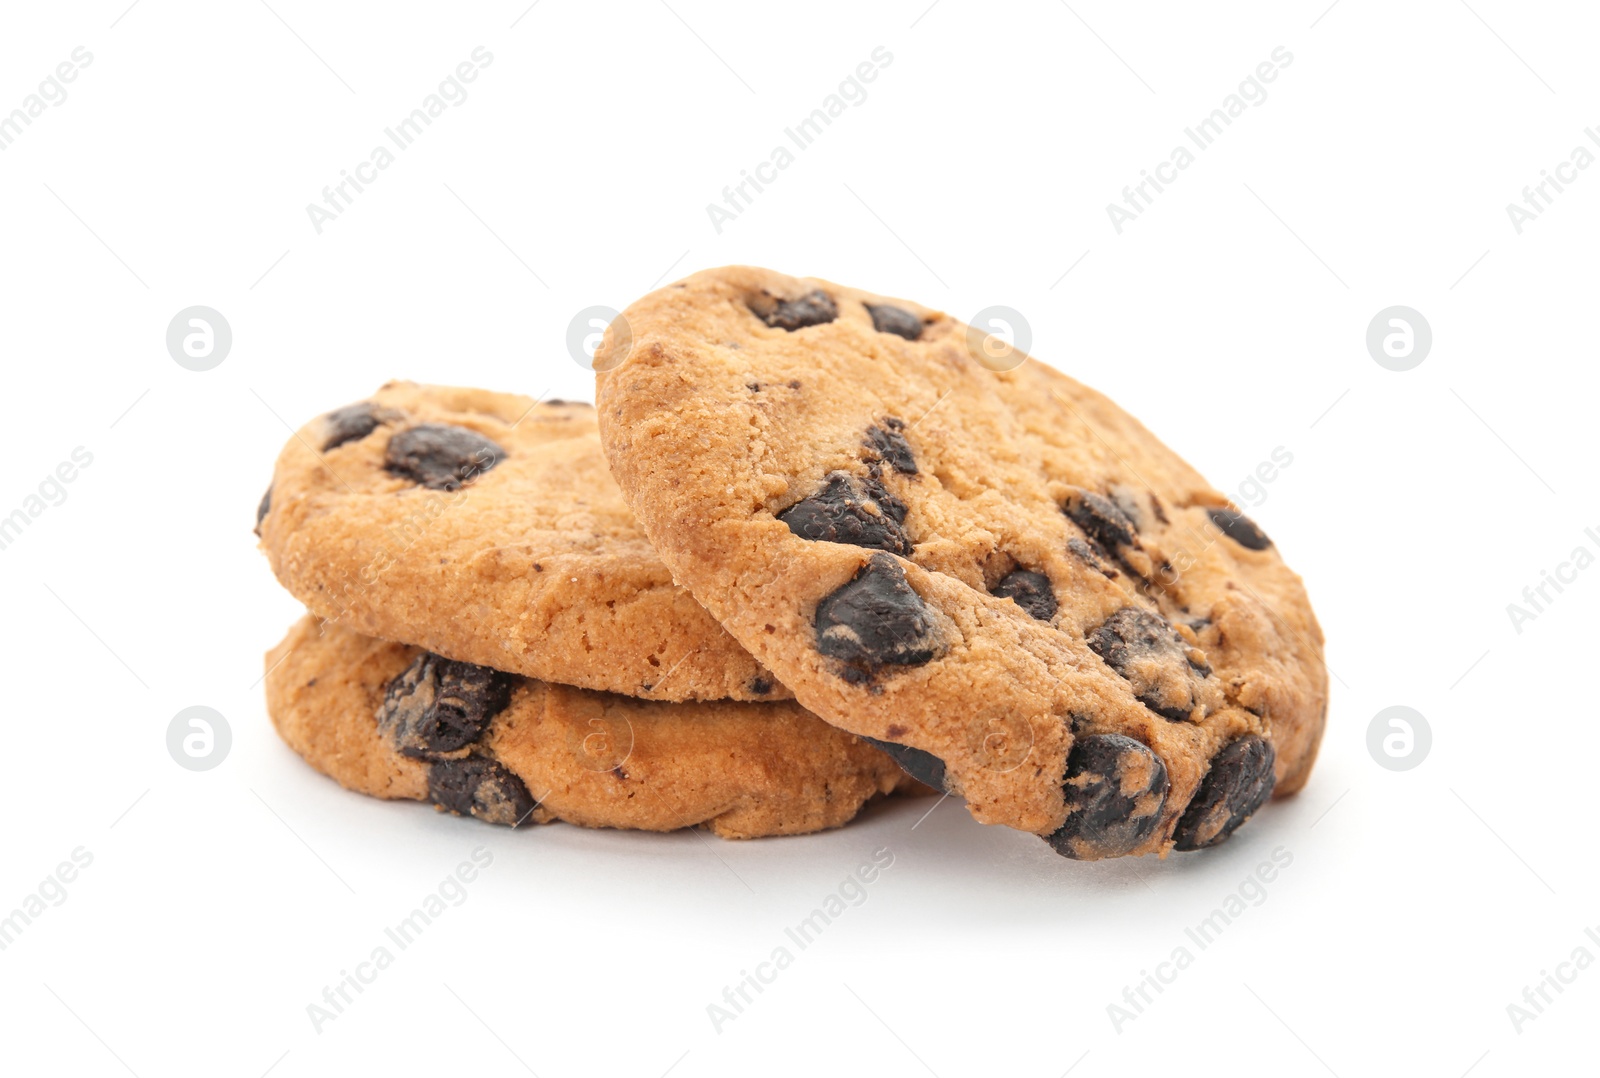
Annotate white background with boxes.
[1,1,1595,1075]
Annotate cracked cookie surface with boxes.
[595,266,1327,858]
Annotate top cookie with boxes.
[257,381,784,702]
[595,267,1327,858]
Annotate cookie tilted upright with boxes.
[595,266,1327,859]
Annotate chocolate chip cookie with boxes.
[265,615,923,838]
[257,382,784,701]
[594,266,1327,858]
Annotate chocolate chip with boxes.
[758,290,837,331]
[748,677,773,696]
[384,424,504,491]
[992,568,1057,621]
[378,652,512,759]
[1173,735,1276,850]
[321,402,383,451]
[867,304,923,340]
[816,554,939,680]
[1087,607,1210,722]
[1067,538,1117,578]
[778,472,911,555]
[1109,486,1146,531]
[427,756,537,827]
[254,485,271,536]
[1066,490,1138,550]
[1207,507,1272,550]
[861,736,946,790]
[864,418,917,475]
[1149,493,1170,525]
[1047,734,1170,860]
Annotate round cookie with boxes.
[265,615,924,839]
[594,266,1327,859]
[257,382,785,702]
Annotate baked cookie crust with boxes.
[595,267,1327,857]
[265,615,922,839]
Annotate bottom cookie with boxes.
[265,615,925,839]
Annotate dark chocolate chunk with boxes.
[1173,735,1277,850]
[377,652,513,759]
[254,485,271,536]
[428,756,537,828]
[758,290,837,331]
[748,677,773,696]
[1066,490,1139,550]
[1087,607,1210,722]
[864,418,917,475]
[321,402,383,451]
[861,736,946,790]
[867,304,923,341]
[816,554,939,680]
[779,472,912,555]
[384,424,504,491]
[991,568,1057,621]
[1047,734,1170,860]
[1067,537,1117,578]
[1207,507,1272,550]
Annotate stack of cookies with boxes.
[257,267,1327,860]
[256,383,925,839]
